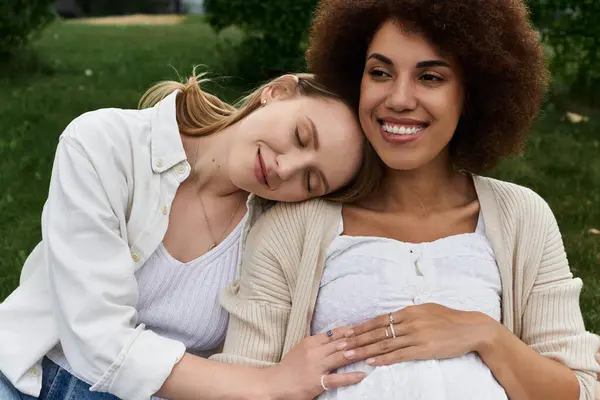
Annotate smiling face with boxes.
[227,95,364,202]
[359,19,465,172]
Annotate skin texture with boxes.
[359,20,464,173]
[335,20,582,400]
[156,327,366,400]
[229,94,364,201]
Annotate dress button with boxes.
[131,252,140,262]
[161,206,168,215]
[156,159,164,168]
[176,164,186,174]
[413,297,423,305]
[28,367,40,377]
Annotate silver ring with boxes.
[388,312,394,325]
[321,375,329,391]
[384,327,389,338]
[326,330,334,341]
[390,323,396,338]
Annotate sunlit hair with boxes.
[139,68,382,202]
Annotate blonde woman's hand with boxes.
[268,326,366,400]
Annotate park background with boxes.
[0,0,599,333]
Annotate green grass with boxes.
[0,19,598,333]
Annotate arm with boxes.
[45,134,185,400]
[479,205,600,400]
[208,206,366,399]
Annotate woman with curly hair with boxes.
[214,0,600,399]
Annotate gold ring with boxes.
[384,327,389,338]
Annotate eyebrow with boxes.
[367,53,393,65]
[306,117,330,193]
[307,116,319,150]
[367,53,451,69]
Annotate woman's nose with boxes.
[274,152,311,182]
[384,78,418,111]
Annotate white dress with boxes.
[311,214,508,400]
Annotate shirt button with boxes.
[161,206,168,215]
[176,164,186,174]
[413,296,424,305]
[131,252,140,262]
[28,367,41,377]
[156,159,164,168]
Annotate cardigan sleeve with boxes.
[520,200,600,400]
[210,211,293,367]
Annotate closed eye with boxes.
[305,171,312,194]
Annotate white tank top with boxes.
[48,214,247,377]
[312,213,508,400]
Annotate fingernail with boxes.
[345,330,354,338]
[366,358,375,365]
[344,350,356,359]
[336,342,348,350]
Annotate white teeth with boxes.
[381,123,425,135]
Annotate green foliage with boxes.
[0,0,55,60]
[528,0,600,105]
[74,0,174,16]
[204,0,318,82]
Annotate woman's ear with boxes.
[260,74,300,104]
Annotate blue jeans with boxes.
[0,357,119,400]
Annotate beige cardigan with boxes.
[212,176,600,399]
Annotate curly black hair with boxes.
[307,0,549,172]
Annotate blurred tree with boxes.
[205,0,318,82]
[73,0,176,16]
[528,0,600,104]
[0,0,55,61]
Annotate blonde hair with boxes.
[139,68,382,202]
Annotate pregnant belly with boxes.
[319,353,508,400]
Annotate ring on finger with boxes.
[326,330,334,341]
[389,323,396,338]
[321,375,329,391]
[384,327,389,338]
[388,312,394,325]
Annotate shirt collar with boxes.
[149,90,187,173]
[147,91,274,216]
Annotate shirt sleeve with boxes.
[43,131,185,400]
[520,201,600,400]
[210,212,292,367]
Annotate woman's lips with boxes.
[377,117,429,144]
[255,148,269,187]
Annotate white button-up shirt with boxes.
[0,91,261,400]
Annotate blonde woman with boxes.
[0,73,372,399]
